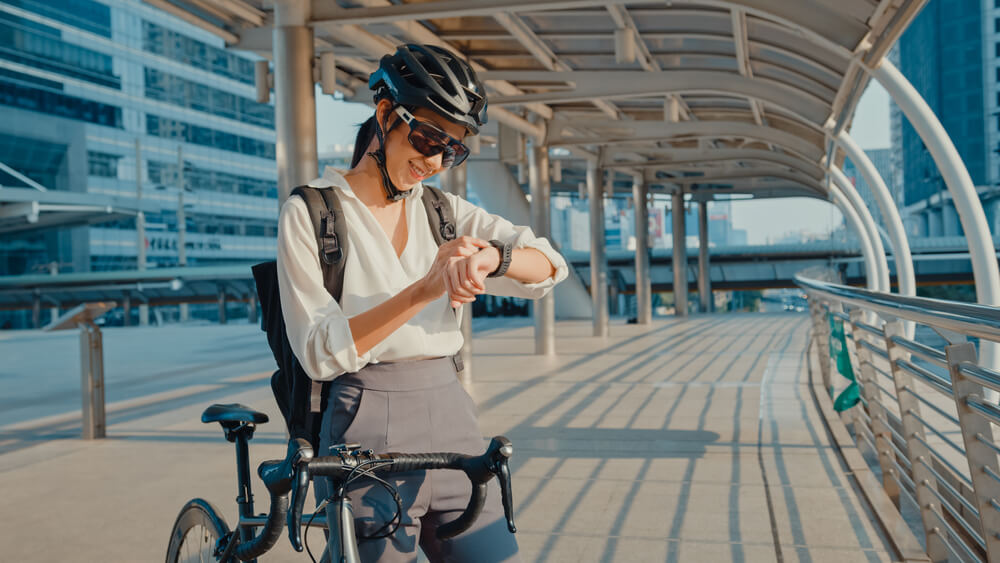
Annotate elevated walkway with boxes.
[0,315,903,561]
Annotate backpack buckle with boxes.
[432,200,457,241]
[320,213,342,264]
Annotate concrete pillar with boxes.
[48,262,59,322]
[218,286,227,325]
[273,0,318,204]
[942,202,961,237]
[135,138,149,326]
[633,179,651,324]
[671,191,688,317]
[528,140,555,355]
[32,290,41,329]
[588,159,608,337]
[177,145,189,322]
[247,292,258,324]
[123,293,132,327]
[697,200,712,313]
[927,207,943,238]
[450,164,474,378]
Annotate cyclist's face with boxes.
[375,99,468,190]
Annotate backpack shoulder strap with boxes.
[421,185,457,246]
[290,185,349,303]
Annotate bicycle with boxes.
[165,403,517,563]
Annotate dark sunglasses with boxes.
[393,106,470,168]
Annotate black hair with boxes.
[351,116,377,168]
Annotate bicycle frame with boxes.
[229,437,361,563]
[185,413,513,563]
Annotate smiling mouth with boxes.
[409,162,429,181]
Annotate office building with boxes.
[0,0,279,280]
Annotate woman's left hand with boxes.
[446,247,500,308]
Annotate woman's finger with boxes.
[448,260,474,299]
[465,259,485,292]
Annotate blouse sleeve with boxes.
[277,196,369,380]
[444,191,569,299]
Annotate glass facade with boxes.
[0,73,122,127]
[897,0,987,205]
[143,67,273,128]
[141,21,255,85]
[146,114,275,159]
[0,0,278,284]
[147,160,277,198]
[0,11,119,88]
[5,0,111,38]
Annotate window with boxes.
[5,0,111,37]
[0,12,119,89]
[87,152,120,178]
[143,67,273,127]
[147,159,276,198]
[142,22,256,85]
[0,79,122,127]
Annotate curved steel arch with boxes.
[546,119,825,162]
[602,148,827,181]
[485,70,831,126]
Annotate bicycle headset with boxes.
[366,44,488,202]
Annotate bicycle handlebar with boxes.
[231,436,516,561]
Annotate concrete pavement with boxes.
[0,314,903,561]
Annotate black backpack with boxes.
[252,184,459,449]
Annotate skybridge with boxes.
[6,1,1000,561]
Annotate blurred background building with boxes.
[0,0,278,281]
[890,0,1000,237]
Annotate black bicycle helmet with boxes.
[369,44,487,134]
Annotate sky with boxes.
[315,83,895,245]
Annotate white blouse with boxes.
[277,167,569,381]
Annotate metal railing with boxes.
[797,275,1000,562]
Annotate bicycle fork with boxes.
[322,494,360,563]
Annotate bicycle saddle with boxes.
[202,403,269,425]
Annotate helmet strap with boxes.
[367,103,410,202]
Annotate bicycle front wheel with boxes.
[165,499,231,563]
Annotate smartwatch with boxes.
[487,239,513,278]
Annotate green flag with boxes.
[829,315,860,412]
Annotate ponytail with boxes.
[351,116,377,168]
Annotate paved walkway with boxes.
[0,314,900,561]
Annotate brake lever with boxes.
[488,436,517,533]
[287,464,311,551]
[276,438,313,552]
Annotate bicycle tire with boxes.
[165,499,231,563]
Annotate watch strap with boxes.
[487,239,513,278]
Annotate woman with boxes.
[277,44,567,562]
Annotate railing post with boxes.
[885,321,950,561]
[946,342,1000,559]
[808,298,832,394]
[830,303,872,455]
[79,322,106,439]
[848,310,901,507]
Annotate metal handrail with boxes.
[799,274,1000,561]
[895,359,953,397]
[888,335,948,368]
[796,275,1000,344]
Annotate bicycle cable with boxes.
[340,459,404,541]
[303,458,404,562]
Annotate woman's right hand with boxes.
[420,236,491,307]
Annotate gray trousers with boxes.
[315,357,521,563]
